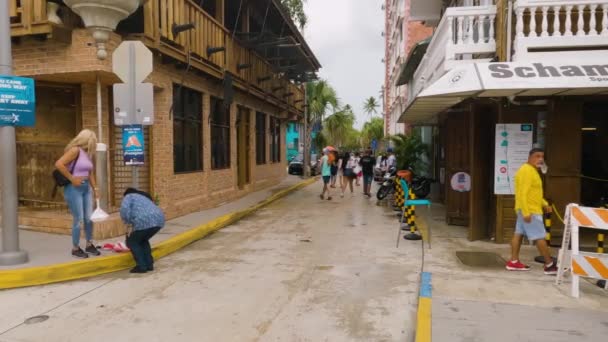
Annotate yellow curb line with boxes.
[0,177,318,290]
[415,272,432,342]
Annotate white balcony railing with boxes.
[513,0,608,61]
[407,5,497,104]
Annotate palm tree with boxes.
[361,117,384,148]
[389,133,428,173]
[324,105,356,147]
[304,80,339,175]
[363,96,380,118]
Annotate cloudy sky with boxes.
[303,0,385,129]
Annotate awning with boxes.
[396,37,432,86]
[399,57,608,124]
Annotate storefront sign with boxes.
[122,125,145,165]
[450,172,471,192]
[494,124,534,195]
[0,76,36,127]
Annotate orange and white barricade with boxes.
[556,204,608,298]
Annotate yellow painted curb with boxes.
[415,297,432,342]
[0,177,317,290]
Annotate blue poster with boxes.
[0,76,36,127]
[371,139,378,151]
[122,125,145,166]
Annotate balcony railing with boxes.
[513,0,608,61]
[143,0,304,111]
[9,0,304,113]
[9,0,53,36]
[407,5,497,104]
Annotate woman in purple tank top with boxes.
[55,129,101,259]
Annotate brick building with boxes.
[383,0,433,137]
[7,0,320,238]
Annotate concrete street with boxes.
[0,182,422,342]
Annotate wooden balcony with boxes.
[9,0,53,36]
[9,0,305,115]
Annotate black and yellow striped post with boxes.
[598,233,605,254]
[404,188,422,241]
[535,204,554,263]
[393,176,404,212]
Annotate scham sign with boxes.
[488,63,608,81]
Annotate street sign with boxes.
[371,139,378,151]
[113,83,154,125]
[122,125,145,165]
[112,41,152,84]
[0,76,35,127]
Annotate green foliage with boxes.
[312,131,327,151]
[361,117,384,148]
[323,105,356,148]
[306,80,339,126]
[389,133,428,172]
[363,96,380,118]
[280,0,308,29]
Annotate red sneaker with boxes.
[506,260,531,271]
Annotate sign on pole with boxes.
[0,76,35,127]
[112,41,154,126]
[371,139,378,152]
[122,125,145,165]
[112,41,152,84]
[494,124,533,195]
[113,83,154,125]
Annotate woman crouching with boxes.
[120,188,165,273]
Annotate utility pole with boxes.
[302,83,309,177]
[0,0,29,265]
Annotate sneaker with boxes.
[320,194,324,200]
[327,196,332,201]
[544,262,558,275]
[506,260,530,271]
[72,248,89,259]
[85,244,101,256]
[130,267,147,274]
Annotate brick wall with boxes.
[8,29,288,222]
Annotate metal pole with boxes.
[302,83,309,178]
[96,74,108,210]
[0,0,28,265]
[128,44,139,188]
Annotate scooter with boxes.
[411,173,432,199]
[376,167,397,200]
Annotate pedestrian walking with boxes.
[387,148,397,169]
[506,148,557,275]
[54,129,101,259]
[341,152,357,196]
[359,149,375,198]
[354,152,362,186]
[120,188,165,273]
[330,150,339,188]
[320,149,333,200]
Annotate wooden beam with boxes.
[216,0,225,25]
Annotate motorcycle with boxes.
[376,167,433,200]
[376,167,397,200]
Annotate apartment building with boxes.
[398,0,608,243]
[383,0,433,136]
[7,0,320,238]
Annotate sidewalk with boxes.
[414,204,608,342]
[0,176,314,285]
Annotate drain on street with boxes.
[456,251,506,268]
[24,315,49,325]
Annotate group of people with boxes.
[55,129,165,273]
[319,148,376,200]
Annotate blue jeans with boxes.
[64,180,93,247]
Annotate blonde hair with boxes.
[65,129,97,162]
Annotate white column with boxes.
[565,5,573,36]
[541,6,549,37]
[602,4,608,36]
[458,16,465,44]
[529,7,538,37]
[516,7,525,38]
[589,4,598,36]
[576,4,585,36]
[551,6,559,36]
[489,14,496,43]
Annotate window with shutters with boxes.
[256,112,266,165]
[173,85,203,173]
[210,96,231,170]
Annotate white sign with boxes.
[113,83,154,125]
[494,124,534,195]
[112,41,153,84]
[450,172,471,192]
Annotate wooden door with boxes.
[16,84,80,207]
[237,106,251,189]
[445,110,471,226]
